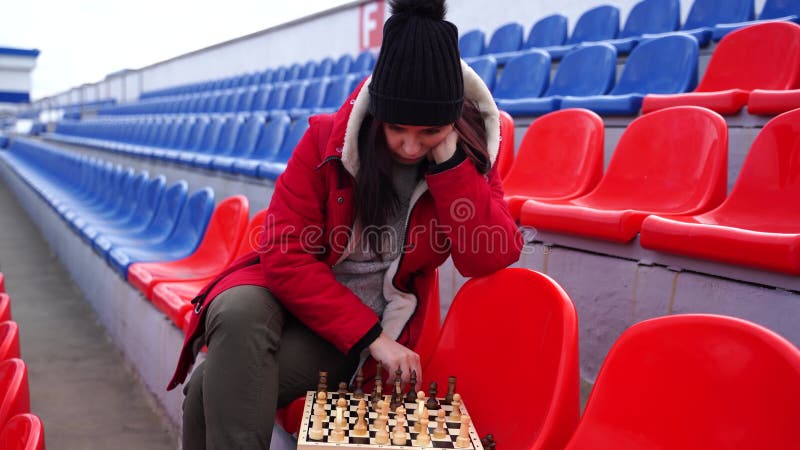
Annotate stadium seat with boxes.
[713,0,800,40]
[747,88,800,115]
[495,110,515,180]
[210,114,267,172]
[603,0,680,54]
[150,208,269,330]
[519,106,728,242]
[466,56,497,92]
[0,295,8,323]
[641,0,755,47]
[285,63,303,82]
[0,414,45,450]
[230,113,291,176]
[484,22,524,56]
[351,50,376,74]
[270,81,308,119]
[0,273,4,292]
[256,115,312,179]
[176,117,226,165]
[299,60,317,80]
[250,85,272,112]
[0,359,30,430]
[127,195,250,298]
[490,14,568,64]
[565,314,800,450]
[642,21,800,115]
[499,44,616,116]
[262,83,290,113]
[423,268,579,450]
[640,108,800,274]
[0,322,20,362]
[107,187,214,278]
[313,74,357,114]
[331,54,353,76]
[458,29,486,58]
[561,34,699,115]
[272,66,289,83]
[193,116,246,168]
[493,51,551,115]
[539,5,620,60]
[503,109,604,219]
[288,78,329,118]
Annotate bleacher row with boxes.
[0,276,47,450]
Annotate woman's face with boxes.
[383,123,454,164]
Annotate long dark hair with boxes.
[354,100,490,253]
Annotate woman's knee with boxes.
[205,286,285,340]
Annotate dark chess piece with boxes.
[317,371,328,393]
[483,433,496,449]
[426,381,440,410]
[353,367,364,399]
[338,381,348,398]
[405,370,418,403]
[390,368,403,410]
[445,376,457,404]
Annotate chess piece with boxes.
[415,391,427,421]
[450,393,462,420]
[353,399,368,436]
[392,406,408,445]
[433,409,447,439]
[330,405,346,442]
[405,370,418,403]
[371,382,383,410]
[415,415,431,446]
[315,391,328,421]
[338,381,348,398]
[427,381,441,410]
[309,400,325,441]
[317,371,328,394]
[375,407,390,445]
[390,372,404,410]
[374,399,387,430]
[482,434,496,450]
[455,415,471,448]
[414,405,428,433]
[445,376,457,404]
[353,367,364,399]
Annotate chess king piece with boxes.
[450,393,463,420]
[353,399,368,436]
[415,415,431,446]
[455,415,472,448]
[433,409,448,439]
[406,370,418,403]
[392,406,408,445]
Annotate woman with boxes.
[169,0,523,448]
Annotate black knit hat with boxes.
[368,0,464,126]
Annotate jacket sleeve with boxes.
[424,156,523,277]
[258,117,380,355]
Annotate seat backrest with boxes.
[684,0,755,30]
[321,75,356,109]
[619,0,680,38]
[466,56,498,92]
[145,181,188,239]
[761,0,800,19]
[127,175,166,231]
[493,50,551,99]
[331,54,353,76]
[566,314,800,450]
[162,187,215,252]
[545,43,616,97]
[611,34,698,95]
[486,22,524,54]
[300,79,328,109]
[299,60,316,80]
[0,413,46,450]
[194,117,226,153]
[352,50,376,73]
[567,5,620,45]
[172,117,197,149]
[0,294,8,322]
[185,117,209,151]
[234,209,270,259]
[265,84,290,111]
[285,63,303,82]
[719,108,800,224]
[272,66,289,83]
[503,109,604,200]
[187,195,249,264]
[459,29,486,58]
[215,116,245,155]
[0,273,4,293]
[260,69,274,85]
[696,21,800,92]
[424,268,580,450]
[274,116,312,163]
[495,110,515,179]
[248,114,290,161]
[315,57,334,78]
[251,85,272,112]
[0,321,20,362]
[281,81,308,110]
[237,88,256,112]
[0,359,30,429]
[231,114,265,158]
[526,14,568,48]
[586,106,727,213]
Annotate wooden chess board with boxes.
[297,391,484,449]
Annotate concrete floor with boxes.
[0,179,178,449]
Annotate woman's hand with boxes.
[428,129,459,164]
[368,333,421,385]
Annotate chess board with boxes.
[297,391,485,449]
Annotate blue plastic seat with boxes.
[231,113,291,176]
[83,175,166,244]
[313,74,356,114]
[491,14,568,64]
[299,60,317,80]
[561,34,699,115]
[260,69,274,84]
[194,116,246,168]
[68,167,136,231]
[459,29,486,58]
[257,115,312,179]
[643,0,754,47]
[602,0,680,54]
[713,0,800,40]
[79,171,150,241]
[541,5,620,59]
[314,58,334,78]
[163,117,209,163]
[109,187,214,278]
[351,51,376,74]
[263,84,289,112]
[237,88,257,111]
[485,22,524,55]
[251,85,272,111]
[177,117,226,165]
[270,81,307,119]
[331,54,353,76]
[285,63,303,82]
[289,79,328,118]
[493,50,552,116]
[211,114,267,172]
[272,66,288,83]
[467,56,498,92]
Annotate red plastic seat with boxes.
[0,322,21,362]
[520,106,728,242]
[0,272,5,292]
[747,89,800,115]
[642,22,800,115]
[503,109,604,219]
[0,359,30,431]
[0,294,10,323]
[565,314,800,450]
[423,268,579,450]
[0,414,45,450]
[127,195,249,299]
[276,269,442,436]
[150,208,268,330]
[495,110,515,180]
[640,108,800,274]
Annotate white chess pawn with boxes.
[415,390,427,421]
[315,391,328,421]
[375,417,390,445]
[455,414,471,448]
[433,408,448,439]
[450,393,463,420]
[415,415,431,446]
[392,407,408,446]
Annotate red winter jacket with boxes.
[168,62,523,390]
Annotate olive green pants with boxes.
[182,285,360,449]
